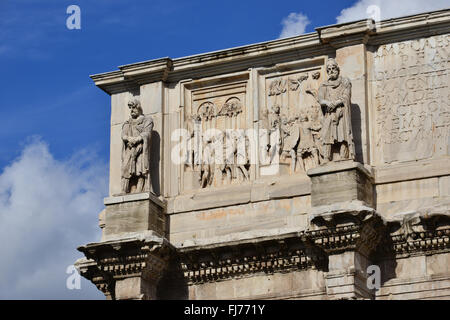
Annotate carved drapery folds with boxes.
[185,96,250,189]
[318,59,355,162]
[264,59,356,173]
[181,59,358,192]
[121,99,154,194]
[264,69,322,173]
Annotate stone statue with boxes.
[318,59,355,162]
[121,99,153,193]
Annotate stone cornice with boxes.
[368,8,450,45]
[377,213,450,258]
[91,58,172,94]
[91,9,450,95]
[316,19,376,47]
[177,211,450,285]
[178,212,386,284]
[103,191,166,208]
[178,230,327,285]
[76,233,174,298]
[389,227,450,257]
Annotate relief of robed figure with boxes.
[318,58,355,162]
[121,99,154,193]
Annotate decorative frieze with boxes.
[378,213,450,258]
[178,234,327,285]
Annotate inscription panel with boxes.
[371,35,450,164]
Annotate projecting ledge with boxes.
[104,192,166,208]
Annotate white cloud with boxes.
[336,0,449,24]
[0,138,107,299]
[279,12,311,38]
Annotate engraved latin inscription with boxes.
[372,35,450,163]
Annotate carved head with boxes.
[326,59,340,80]
[128,99,143,119]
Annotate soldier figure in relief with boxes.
[318,58,355,162]
[121,99,153,193]
[186,114,202,171]
[267,105,283,164]
[297,109,320,171]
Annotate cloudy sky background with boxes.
[0,0,448,299]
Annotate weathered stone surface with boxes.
[77,10,450,300]
[307,161,374,207]
[103,194,166,239]
[75,232,173,300]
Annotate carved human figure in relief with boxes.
[121,99,153,193]
[186,114,202,170]
[297,109,320,171]
[318,59,355,162]
[267,105,282,163]
[235,131,250,182]
[199,135,215,188]
[280,117,299,172]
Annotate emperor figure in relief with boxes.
[121,99,153,193]
[318,58,355,162]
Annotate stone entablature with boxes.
[76,9,450,300]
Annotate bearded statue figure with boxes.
[121,99,154,193]
[318,58,355,162]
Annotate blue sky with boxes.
[0,0,357,169]
[0,0,447,299]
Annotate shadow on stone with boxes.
[351,103,364,163]
[150,130,161,196]
[157,257,189,300]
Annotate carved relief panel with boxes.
[370,35,450,164]
[258,59,326,175]
[180,73,251,191]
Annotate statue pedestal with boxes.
[307,160,374,208]
[306,161,384,299]
[102,192,166,240]
[75,193,171,300]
